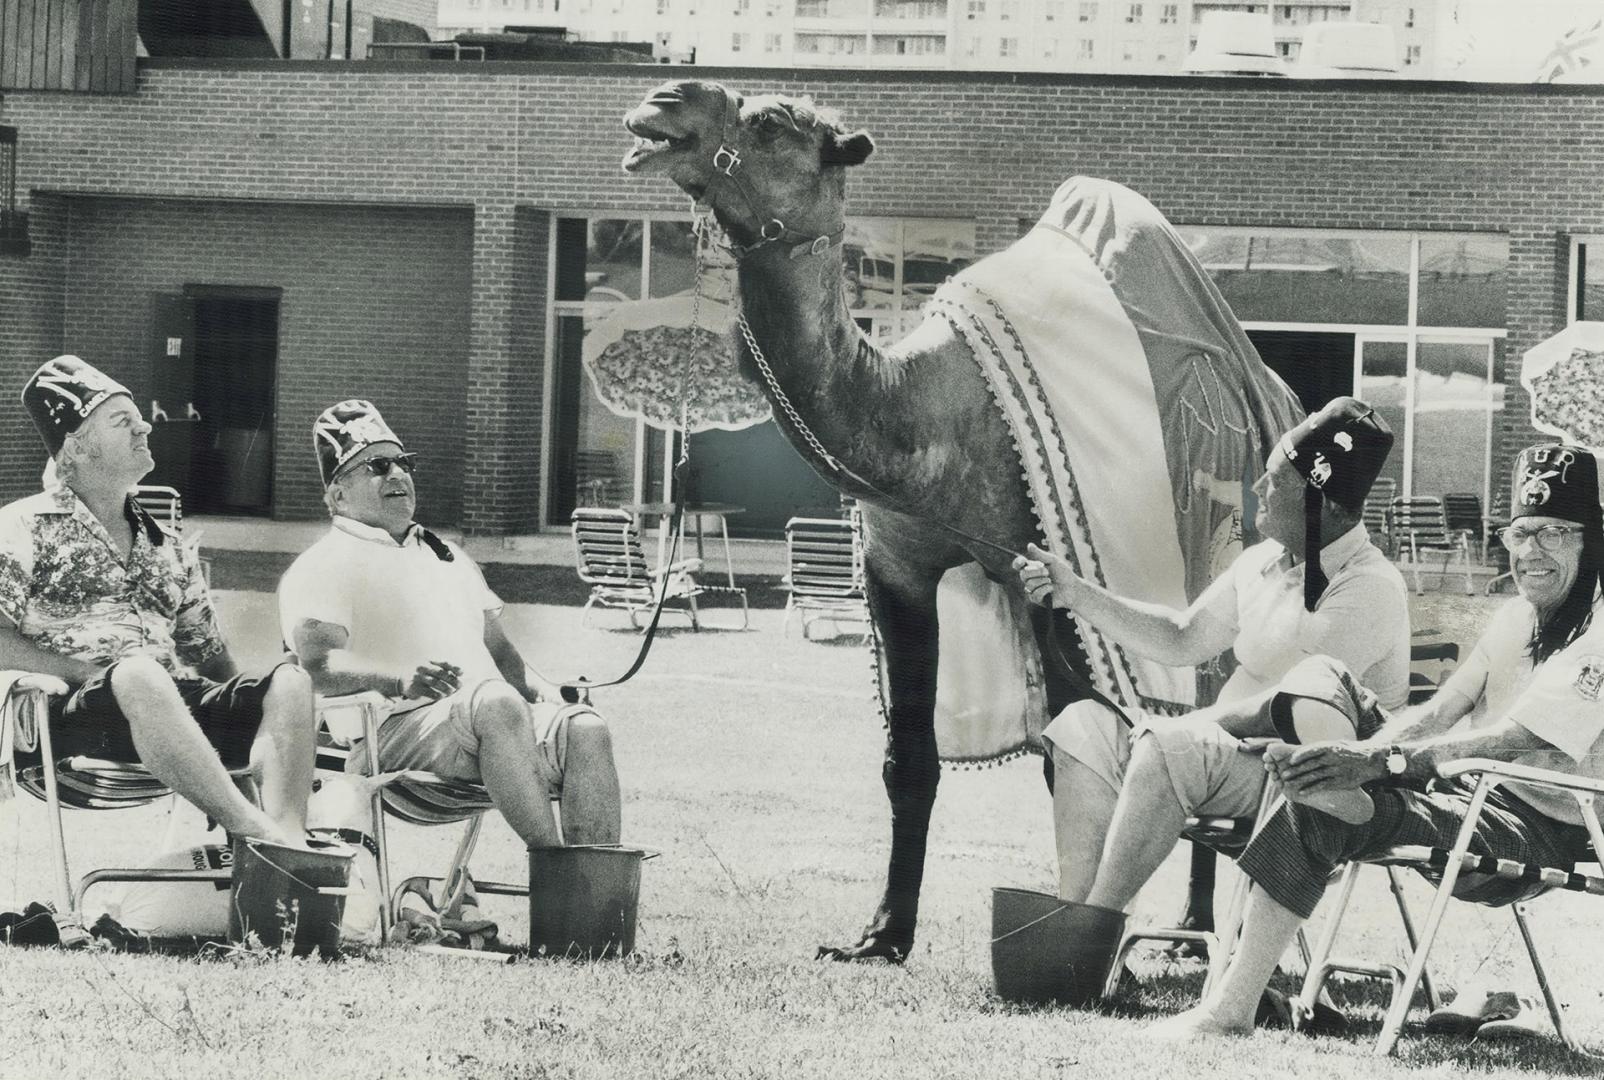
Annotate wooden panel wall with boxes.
[0,0,136,93]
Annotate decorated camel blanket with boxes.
[922,176,1303,764]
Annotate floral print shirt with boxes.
[0,484,223,676]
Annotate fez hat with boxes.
[313,399,404,486]
[21,355,133,456]
[1278,396,1394,612]
[1510,443,1602,530]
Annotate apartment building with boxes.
[436,0,1445,73]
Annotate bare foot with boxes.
[1149,1006,1254,1040]
[1288,786,1375,825]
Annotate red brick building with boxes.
[1,62,1599,535]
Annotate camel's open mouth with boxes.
[621,111,694,172]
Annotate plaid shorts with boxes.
[15,659,293,771]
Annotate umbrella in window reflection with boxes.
[1521,321,1604,446]
[581,290,772,434]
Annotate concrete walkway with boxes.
[191,513,790,577]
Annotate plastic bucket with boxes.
[990,887,1123,1007]
[528,844,657,959]
[228,836,357,958]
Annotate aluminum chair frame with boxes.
[316,693,532,942]
[1389,496,1475,595]
[571,507,706,632]
[1295,758,1604,1057]
[1107,787,1439,1010]
[782,514,870,640]
[3,673,252,921]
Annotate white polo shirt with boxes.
[278,516,504,700]
[1440,594,1604,824]
[1193,524,1411,709]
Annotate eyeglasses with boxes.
[1498,524,1584,553]
[353,453,418,478]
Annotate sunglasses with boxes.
[349,452,419,479]
[1499,523,1584,553]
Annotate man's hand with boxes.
[1011,542,1079,609]
[404,660,463,701]
[1264,740,1385,793]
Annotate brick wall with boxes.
[55,197,473,523]
[2,64,1602,529]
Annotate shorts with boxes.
[16,659,292,770]
[350,678,572,795]
[1040,656,1385,819]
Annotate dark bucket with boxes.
[228,836,356,958]
[528,844,657,959]
[990,887,1124,1007]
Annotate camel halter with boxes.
[704,86,847,262]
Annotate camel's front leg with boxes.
[816,565,940,964]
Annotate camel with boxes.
[621,79,1299,962]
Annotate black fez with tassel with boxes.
[1278,396,1394,612]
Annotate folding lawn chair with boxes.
[1,673,254,922]
[316,693,548,941]
[1390,496,1475,595]
[132,484,212,587]
[1110,787,1440,1009]
[1441,492,1488,564]
[571,507,704,632]
[1409,640,1460,706]
[1362,477,1398,556]
[781,513,870,640]
[1296,759,1604,1057]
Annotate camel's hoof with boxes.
[814,933,910,964]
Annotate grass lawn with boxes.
[0,588,1599,1079]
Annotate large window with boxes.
[549,214,974,530]
[1179,226,1509,507]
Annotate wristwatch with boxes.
[1384,745,1408,777]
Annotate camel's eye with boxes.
[753,109,792,136]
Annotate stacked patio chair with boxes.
[1362,477,1398,555]
[1389,495,1475,595]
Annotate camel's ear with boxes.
[821,129,875,167]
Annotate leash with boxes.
[562,223,714,704]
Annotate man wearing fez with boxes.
[278,400,621,850]
[1012,397,1410,1003]
[0,355,316,847]
[1156,442,1604,1038]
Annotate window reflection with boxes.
[1418,236,1507,327]
[1183,231,1412,325]
[1412,340,1497,504]
[1359,339,1407,496]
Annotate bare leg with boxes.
[1150,883,1305,1038]
[1084,735,1190,912]
[1053,746,1118,903]
[557,713,621,845]
[251,665,316,835]
[469,684,563,847]
[111,657,290,845]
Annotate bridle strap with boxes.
[707,85,844,262]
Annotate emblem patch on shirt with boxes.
[1574,655,1604,701]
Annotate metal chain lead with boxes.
[737,310,841,474]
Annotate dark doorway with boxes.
[146,287,280,515]
[1245,330,1355,414]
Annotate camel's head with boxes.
[623,80,874,247]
